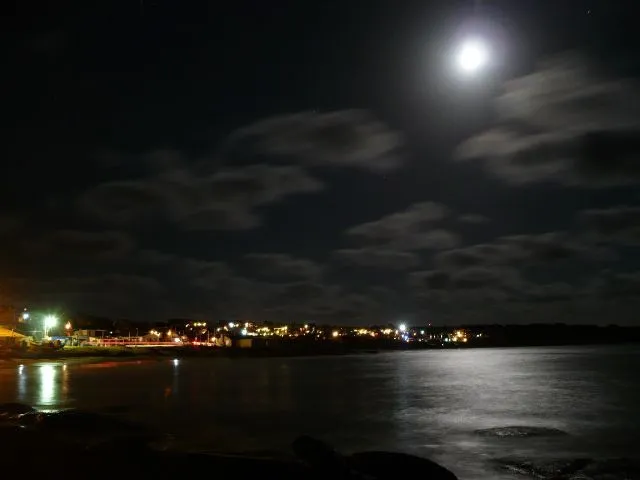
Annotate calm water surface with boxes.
[1,346,639,479]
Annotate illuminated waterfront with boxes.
[1,345,640,479]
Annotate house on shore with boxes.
[0,325,29,348]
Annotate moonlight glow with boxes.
[457,39,488,73]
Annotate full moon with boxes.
[457,39,488,73]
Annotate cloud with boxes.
[409,269,451,290]
[182,164,323,230]
[409,267,640,325]
[347,202,449,240]
[578,205,640,245]
[498,232,613,263]
[331,293,384,321]
[28,230,134,260]
[520,282,581,303]
[332,248,420,270]
[345,202,456,251]
[458,214,489,224]
[451,266,523,290]
[10,273,166,319]
[80,180,165,224]
[434,243,519,269]
[181,207,261,231]
[388,230,461,250]
[244,253,323,281]
[270,281,338,304]
[64,274,164,296]
[434,232,613,270]
[0,215,24,235]
[456,53,640,187]
[81,164,323,231]
[411,266,523,291]
[137,249,232,288]
[94,149,184,170]
[410,266,526,309]
[260,281,344,320]
[208,164,323,204]
[588,270,640,299]
[132,249,245,317]
[225,109,404,172]
[260,282,385,323]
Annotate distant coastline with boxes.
[3,325,640,362]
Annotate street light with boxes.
[43,315,58,339]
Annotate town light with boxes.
[398,324,407,333]
[43,315,58,338]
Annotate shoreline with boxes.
[2,340,639,363]
[1,345,381,363]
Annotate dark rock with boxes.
[0,417,324,480]
[31,409,164,450]
[494,457,591,478]
[292,436,459,479]
[494,457,640,479]
[2,406,462,480]
[349,451,458,480]
[98,404,136,414]
[292,435,348,475]
[581,458,640,479]
[0,402,36,420]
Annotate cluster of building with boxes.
[0,304,485,350]
[78,321,482,348]
[4,305,640,352]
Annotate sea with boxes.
[1,345,639,479]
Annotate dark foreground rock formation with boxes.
[494,456,640,479]
[0,403,458,480]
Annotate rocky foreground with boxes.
[474,426,640,479]
[2,403,639,479]
[494,457,640,479]
[0,403,457,480]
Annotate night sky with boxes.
[3,1,640,325]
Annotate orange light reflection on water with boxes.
[76,360,149,370]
